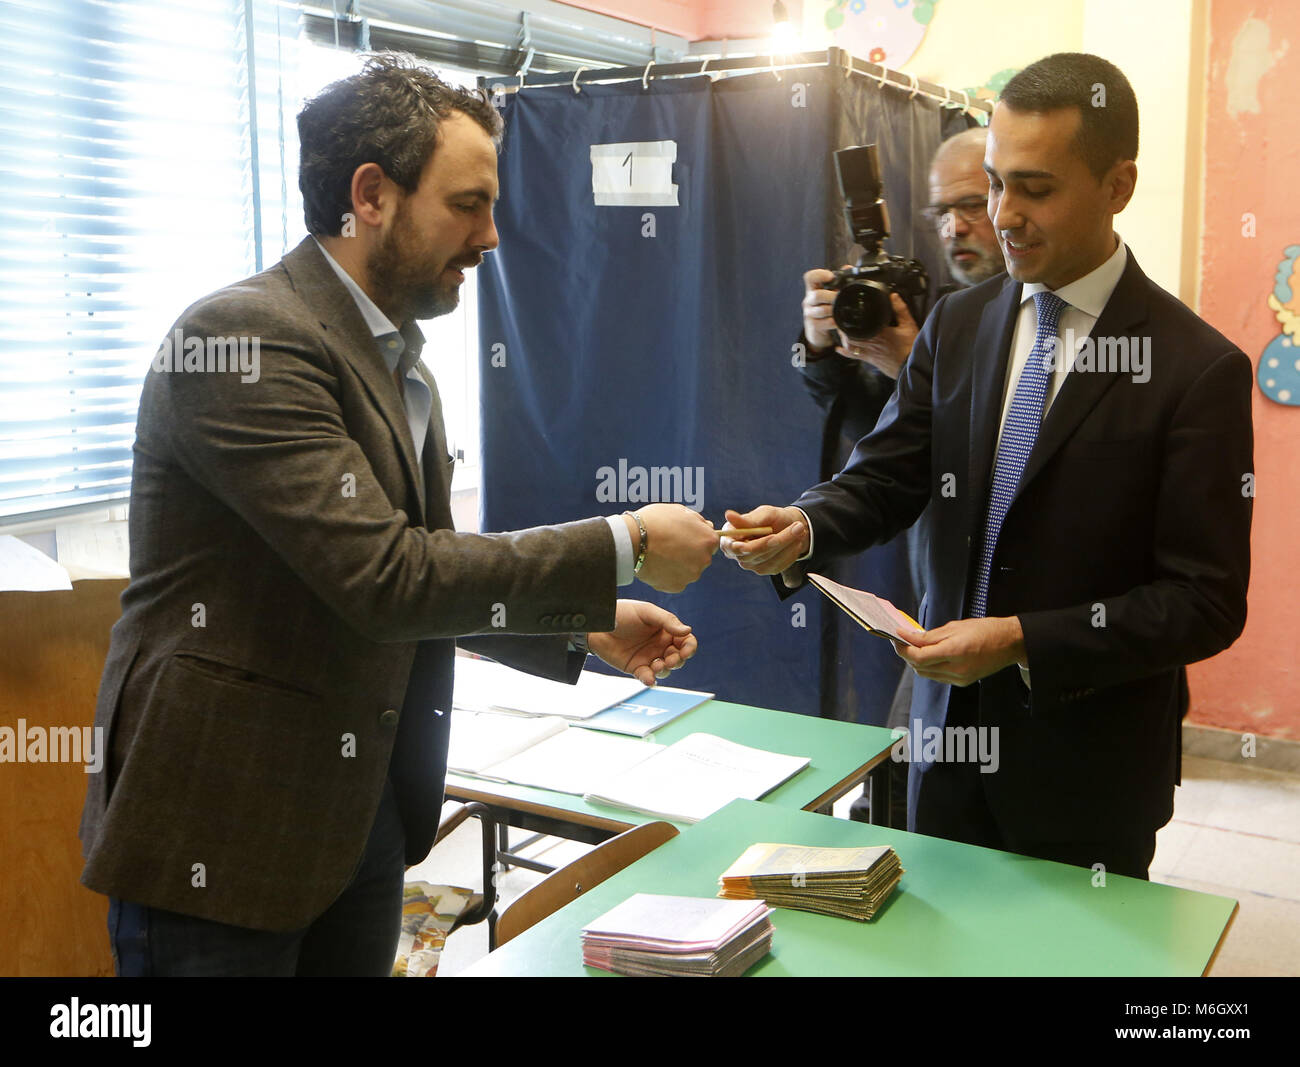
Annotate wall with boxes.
[556,0,796,40]
[1191,0,1300,741]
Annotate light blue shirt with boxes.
[314,238,634,586]
[314,238,432,468]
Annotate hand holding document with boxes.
[718,506,812,586]
[627,503,719,592]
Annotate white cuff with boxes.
[793,507,815,561]
[605,514,635,586]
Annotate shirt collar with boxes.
[1021,234,1128,318]
[313,236,424,373]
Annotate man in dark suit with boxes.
[798,128,1004,825]
[724,53,1252,880]
[79,55,719,975]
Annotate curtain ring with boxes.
[700,57,710,75]
[770,54,781,81]
[572,66,586,94]
[907,72,920,100]
[874,64,888,90]
[642,60,655,89]
[960,89,971,114]
[843,51,854,80]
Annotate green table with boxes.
[444,700,900,845]
[462,798,1238,977]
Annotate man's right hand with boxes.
[802,267,842,351]
[624,503,718,593]
[719,506,810,586]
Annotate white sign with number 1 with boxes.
[590,140,679,206]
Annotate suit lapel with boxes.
[280,237,426,525]
[1016,254,1149,494]
[416,362,456,530]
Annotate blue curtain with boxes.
[479,67,972,722]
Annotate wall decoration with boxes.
[1258,244,1300,406]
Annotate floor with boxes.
[408,752,1300,976]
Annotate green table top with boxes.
[462,798,1238,977]
[445,700,899,832]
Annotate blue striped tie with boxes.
[969,290,1068,619]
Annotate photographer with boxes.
[796,127,1002,822]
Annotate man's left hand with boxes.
[893,616,1026,687]
[836,293,918,379]
[587,600,698,687]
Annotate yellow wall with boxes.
[799,0,1201,301]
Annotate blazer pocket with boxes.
[172,651,320,701]
[148,654,330,844]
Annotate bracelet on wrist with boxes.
[625,510,648,575]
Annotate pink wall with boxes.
[1192,0,1300,740]
[556,0,788,41]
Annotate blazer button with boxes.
[572,613,586,629]
[380,708,399,726]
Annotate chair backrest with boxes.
[495,820,679,947]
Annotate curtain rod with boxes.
[479,47,991,117]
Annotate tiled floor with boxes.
[410,752,1300,976]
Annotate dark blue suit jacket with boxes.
[789,251,1253,844]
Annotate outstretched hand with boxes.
[587,599,699,687]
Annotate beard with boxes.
[947,244,1004,286]
[368,204,461,322]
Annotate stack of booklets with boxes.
[581,894,775,977]
[718,843,904,921]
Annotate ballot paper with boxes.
[445,711,569,777]
[575,685,713,737]
[718,842,904,921]
[485,727,662,795]
[0,535,72,591]
[581,893,775,977]
[584,733,810,824]
[807,572,925,646]
[55,521,130,579]
[453,655,645,719]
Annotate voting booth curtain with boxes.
[478,66,973,723]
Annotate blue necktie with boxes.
[969,290,1068,619]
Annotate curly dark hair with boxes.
[297,52,504,236]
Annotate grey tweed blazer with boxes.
[80,237,615,931]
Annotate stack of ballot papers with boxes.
[718,842,904,921]
[581,894,775,977]
[807,572,925,646]
[447,712,810,824]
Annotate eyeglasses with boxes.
[921,196,989,229]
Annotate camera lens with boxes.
[833,279,893,341]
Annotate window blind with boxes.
[0,0,300,524]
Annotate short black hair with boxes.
[297,52,503,236]
[999,52,1138,180]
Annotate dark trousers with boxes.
[908,687,1157,881]
[109,778,407,976]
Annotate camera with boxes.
[825,144,928,341]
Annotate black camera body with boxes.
[827,144,928,341]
